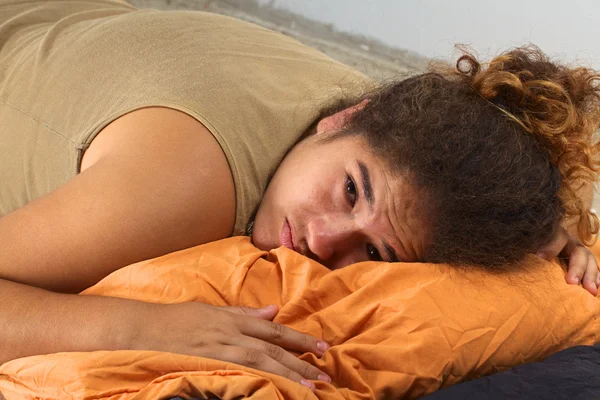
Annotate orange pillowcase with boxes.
[0,237,598,399]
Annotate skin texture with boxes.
[0,107,236,293]
[335,48,600,273]
[0,108,329,388]
[0,105,597,392]
[541,225,600,296]
[252,132,429,269]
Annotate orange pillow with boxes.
[0,237,598,399]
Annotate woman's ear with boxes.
[316,99,369,134]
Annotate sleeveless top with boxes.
[0,0,373,234]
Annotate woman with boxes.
[0,0,599,391]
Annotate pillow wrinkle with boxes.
[1,236,599,400]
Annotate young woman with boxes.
[0,0,598,390]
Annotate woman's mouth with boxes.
[280,219,295,251]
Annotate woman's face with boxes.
[252,131,429,270]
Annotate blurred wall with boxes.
[261,0,600,68]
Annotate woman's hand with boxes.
[131,302,331,390]
[538,227,599,296]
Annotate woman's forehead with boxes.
[355,155,429,262]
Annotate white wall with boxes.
[262,0,600,69]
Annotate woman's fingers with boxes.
[565,243,599,296]
[221,304,332,385]
[581,253,599,296]
[222,304,279,321]
[241,336,331,383]
[222,304,330,356]
[135,302,332,388]
[219,303,331,381]
[238,319,329,356]
[537,227,598,295]
[237,315,329,357]
[204,345,320,390]
[565,244,588,285]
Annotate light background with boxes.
[260,0,600,69]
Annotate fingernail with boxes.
[300,379,315,390]
[537,252,547,260]
[264,305,277,311]
[318,373,332,383]
[317,341,329,354]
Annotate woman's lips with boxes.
[280,219,295,251]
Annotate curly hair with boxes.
[322,46,600,268]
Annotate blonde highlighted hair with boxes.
[454,46,600,243]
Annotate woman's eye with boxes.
[345,175,357,207]
[367,244,382,261]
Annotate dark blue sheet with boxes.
[421,344,600,400]
[166,344,600,399]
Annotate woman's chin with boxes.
[250,227,274,252]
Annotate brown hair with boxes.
[325,46,600,268]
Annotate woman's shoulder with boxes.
[80,107,220,172]
[0,106,237,293]
[79,107,238,267]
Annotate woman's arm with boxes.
[0,107,236,293]
[0,108,330,386]
[0,278,329,387]
[0,277,146,364]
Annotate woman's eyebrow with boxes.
[357,160,374,208]
[357,160,400,263]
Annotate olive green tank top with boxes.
[0,0,373,234]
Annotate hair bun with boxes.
[456,46,600,242]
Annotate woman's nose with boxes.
[306,214,361,264]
